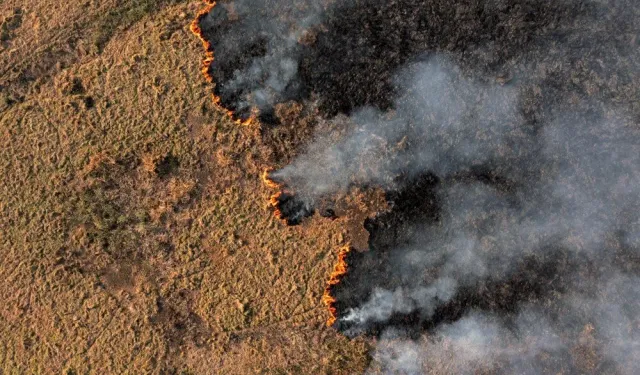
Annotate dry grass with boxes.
[0,0,369,373]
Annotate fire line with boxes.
[322,246,351,327]
[190,1,257,126]
[193,1,351,328]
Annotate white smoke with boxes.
[274,51,639,375]
[270,57,525,198]
[368,273,640,374]
[203,0,640,373]
[199,0,329,114]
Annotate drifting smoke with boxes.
[270,57,526,199]
[333,97,640,374]
[197,0,640,373]
[200,0,611,122]
[196,0,330,121]
[366,274,640,374]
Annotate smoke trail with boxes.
[197,0,330,121]
[200,0,608,122]
[367,273,640,374]
[198,0,640,373]
[269,56,527,199]
[272,1,639,372]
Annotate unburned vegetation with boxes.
[0,0,370,373]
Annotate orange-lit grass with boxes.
[322,246,351,326]
[190,1,257,126]
[194,3,348,329]
[262,168,288,222]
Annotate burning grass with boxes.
[262,169,286,222]
[191,2,640,364]
[262,169,314,225]
[190,1,257,127]
[261,168,280,189]
[323,246,352,327]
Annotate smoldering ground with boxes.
[199,0,625,123]
[198,0,640,373]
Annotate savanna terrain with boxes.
[0,1,369,373]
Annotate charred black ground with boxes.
[198,0,636,121]
[271,191,315,225]
[200,1,640,372]
[329,172,574,336]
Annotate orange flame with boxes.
[322,246,351,326]
[269,191,284,219]
[193,2,349,329]
[262,169,287,221]
[261,168,281,189]
[191,1,258,126]
[190,1,216,82]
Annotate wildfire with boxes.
[261,168,281,189]
[264,165,350,325]
[194,4,348,329]
[322,246,351,326]
[269,191,285,220]
[191,0,258,126]
[190,1,215,82]
[261,168,286,220]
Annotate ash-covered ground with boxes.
[199,0,640,373]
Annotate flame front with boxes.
[269,191,284,220]
[190,1,216,83]
[264,166,351,326]
[195,4,349,328]
[261,168,281,189]
[262,169,287,221]
[322,246,351,326]
[191,1,258,126]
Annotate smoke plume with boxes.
[197,0,330,121]
[197,0,640,373]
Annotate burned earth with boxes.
[196,0,640,373]
[196,0,637,122]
